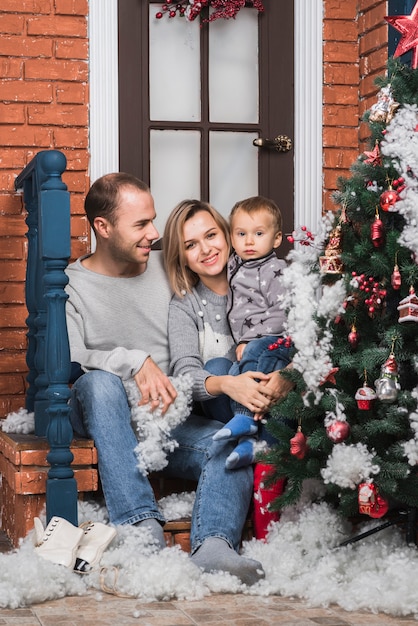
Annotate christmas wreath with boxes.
[156,0,264,22]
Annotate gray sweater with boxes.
[227,251,287,344]
[65,251,171,379]
[168,282,236,402]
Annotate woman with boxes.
[163,200,293,465]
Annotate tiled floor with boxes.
[0,532,417,625]
[0,592,417,626]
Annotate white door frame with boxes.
[89,0,323,232]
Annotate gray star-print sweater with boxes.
[227,250,287,344]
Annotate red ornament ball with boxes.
[290,430,308,459]
[326,420,350,443]
[380,189,399,212]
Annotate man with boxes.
[65,173,265,585]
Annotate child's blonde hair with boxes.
[230,195,283,232]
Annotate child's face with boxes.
[230,209,282,261]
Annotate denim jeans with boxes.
[229,336,292,445]
[200,357,234,424]
[69,370,253,552]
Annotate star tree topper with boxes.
[385,0,418,69]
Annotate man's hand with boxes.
[134,357,177,414]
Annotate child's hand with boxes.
[235,343,247,362]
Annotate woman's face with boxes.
[182,210,229,284]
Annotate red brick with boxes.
[70,214,89,237]
[0,396,27,420]
[70,194,87,214]
[55,0,89,15]
[359,3,388,34]
[61,149,89,170]
[63,170,88,193]
[27,16,87,38]
[0,285,26,306]
[323,20,358,42]
[0,195,25,215]
[0,35,53,57]
[0,306,27,328]
[55,38,88,60]
[323,85,360,106]
[0,262,26,282]
[0,126,53,148]
[56,82,87,104]
[324,62,359,85]
[1,217,29,237]
[0,105,25,125]
[324,0,357,20]
[0,0,51,12]
[71,238,90,261]
[27,104,88,127]
[0,375,26,395]
[323,147,359,169]
[24,58,88,81]
[358,0,384,13]
[0,238,25,260]
[324,105,359,127]
[1,81,53,103]
[0,15,25,35]
[359,24,387,55]
[0,58,23,79]
[323,126,359,147]
[360,48,387,76]
[323,41,359,63]
[54,127,88,149]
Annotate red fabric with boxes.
[252,463,286,541]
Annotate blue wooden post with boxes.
[15,150,78,527]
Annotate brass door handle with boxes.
[253,135,292,152]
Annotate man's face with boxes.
[106,186,159,269]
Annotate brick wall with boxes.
[0,0,90,417]
[322,0,388,212]
[0,0,390,418]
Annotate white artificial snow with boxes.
[320,442,380,489]
[282,214,346,404]
[1,498,418,618]
[381,103,418,258]
[1,407,34,434]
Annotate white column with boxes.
[88,0,119,182]
[294,0,323,232]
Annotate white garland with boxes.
[381,103,418,257]
[320,442,380,489]
[124,374,193,476]
[282,213,346,404]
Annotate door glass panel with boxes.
[150,129,201,234]
[149,10,201,121]
[209,12,259,123]
[209,131,259,217]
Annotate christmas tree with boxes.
[264,56,418,521]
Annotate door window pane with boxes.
[150,129,201,233]
[149,10,201,121]
[209,131,259,217]
[209,12,259,123]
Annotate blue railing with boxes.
[15,150,78,527]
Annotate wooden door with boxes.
[118,1,294,250]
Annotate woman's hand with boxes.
[207,371,273,415]
[134,357,177,414]
[253,366,295,420]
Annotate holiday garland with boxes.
[156,0,264,22]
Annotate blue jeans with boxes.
[229,336,292,445]
[200,357,234,424]
[69,370,253,552]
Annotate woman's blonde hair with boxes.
[163,199,230,297]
